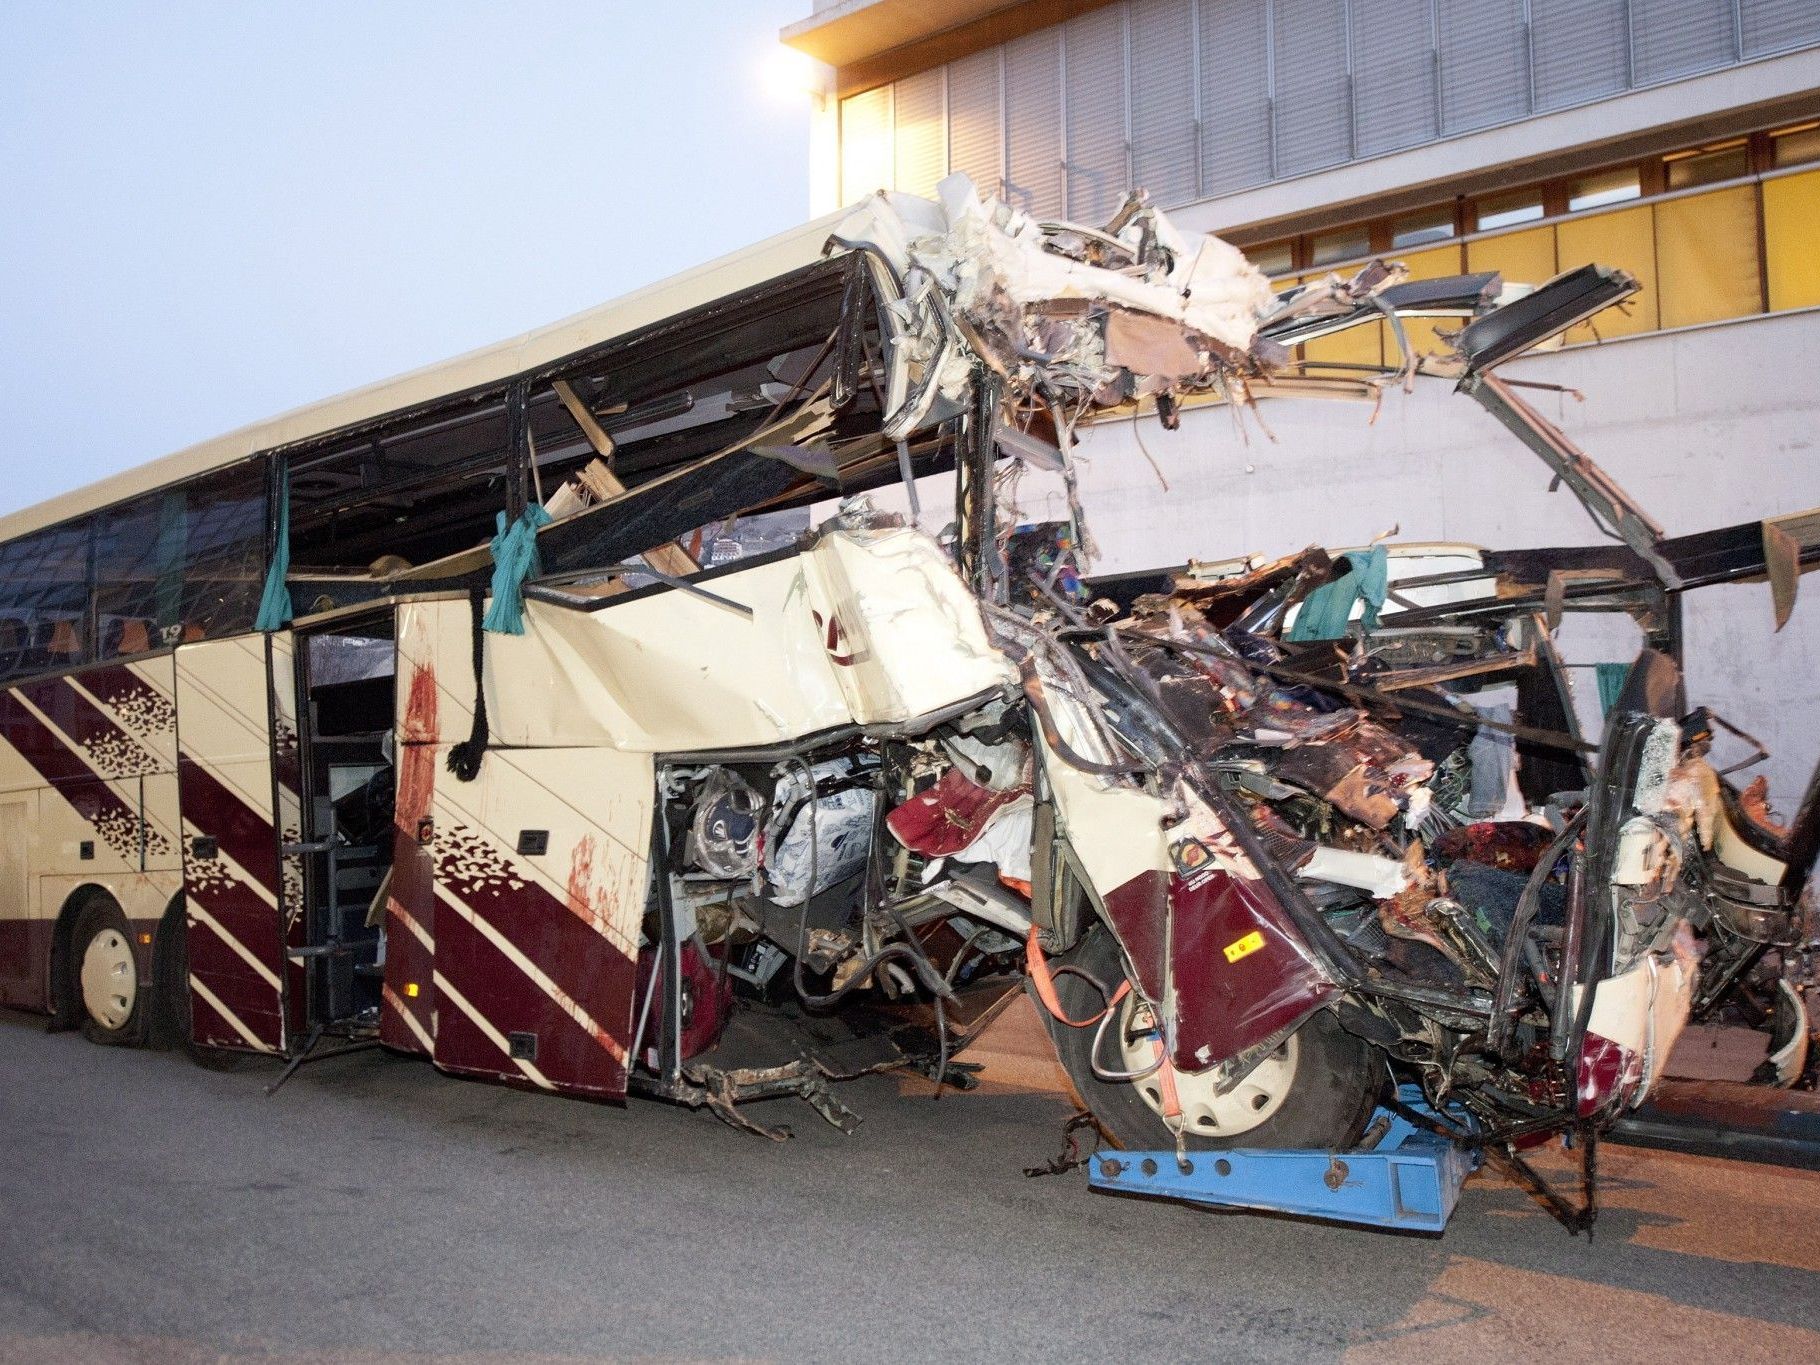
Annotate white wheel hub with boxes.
[1116,998,1299,1138]
[80,926,136,1032]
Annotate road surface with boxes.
[2,999,1817,1363]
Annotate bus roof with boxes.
[0,209,844,545]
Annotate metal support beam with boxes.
[1460,370,1682,589]
[955,368,1002,601]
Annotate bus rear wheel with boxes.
[149,897,250,1071]
[71,893,146,1047]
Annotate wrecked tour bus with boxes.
[2,175,1814,1209]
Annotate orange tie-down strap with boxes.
[1149,1034,1184,1119]
[1026,928,1181,1119]
[1026,927,1131,1028]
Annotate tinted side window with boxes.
[93,460,267,657]
[93,494,171,658]
[0,523,91,680]
[183,461,267,640]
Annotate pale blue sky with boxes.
[0,1,812,515]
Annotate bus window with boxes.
[92,460,267,657]
[289,404,514,572]
[171,461,266,641]
[0,523,90,680]
[93,493,171,656]
[0,618,25,678]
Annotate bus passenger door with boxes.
[174,634,291,1053]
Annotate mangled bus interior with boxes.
[3,176,1815,1229]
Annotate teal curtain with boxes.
[1595,662,1631,715]
[153,490,186,639]
[254,466,292,632]
[1287,545,1390,642]
[481,503,553,635]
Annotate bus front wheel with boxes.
[1045,924,1381,1151]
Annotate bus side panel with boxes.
[174,635,289,1054]
[77,659,186,975]
[428,747,648,1097]
[0,662,183,1008]
[380,633,443,1059]
[386,601,648,1097]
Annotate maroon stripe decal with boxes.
[187,976,271,1051]
[185,863,286,963]
[381,835,437,1056]
[432,895,627,1096]
[430,1001,527,1088]
[189,961,284,1025]
[15,677,161,779]
[0,691,155,866]
[380,983,432,1056]
[0,920,54,1011]
[381,664,441,1059]
[184,867,285,1052]
[163,662,286,1053]
[18,678,178,863]
[0,690,131,792]
[75,664,177,740]
[177,758,281,895]
[432,825,638,1025]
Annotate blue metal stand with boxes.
[1088,1087,1480,1233]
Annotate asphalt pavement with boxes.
[3,999,1818,1363]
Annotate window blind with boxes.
[1065,5,1130,222]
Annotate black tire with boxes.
[1045,923,1381,1151]
[149,897,250,1071]
[69,893,147,1047]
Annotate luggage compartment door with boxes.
[174,634,290,1053]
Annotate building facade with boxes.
[785,0,1820,803]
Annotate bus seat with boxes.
[115,619,152,655]
[47,619,81,658]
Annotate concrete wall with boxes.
[865,306,1820,807]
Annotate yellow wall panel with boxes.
[1656,185,1762,329]
[1466,227,1556,292]
[1556,206,1659,339]
[1283,272,1382,371]
[1386,243,1466,360]
[1763,169,1820,313]
[1302,317,1384,369]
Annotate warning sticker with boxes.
[1222,930,1266,964]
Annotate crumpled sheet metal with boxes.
[837,174,1272,346]
[830,175,1278,427]
[1159,784,1338,1072]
